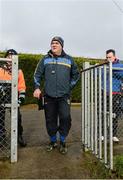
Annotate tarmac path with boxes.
[0,105,109,179]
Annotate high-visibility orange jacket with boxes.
[0,67,26,100]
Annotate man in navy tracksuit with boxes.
[33,36,80,154]
[102,49,123,142]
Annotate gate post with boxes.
[11,55,18,163]
[81,62,90,151]
[109,61,113,170]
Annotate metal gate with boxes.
[0,56,18,162]
[81,61,113,169]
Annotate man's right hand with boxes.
[33,88,41,99]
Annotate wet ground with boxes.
[0,105,122,179]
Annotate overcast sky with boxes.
[0,0,123,59]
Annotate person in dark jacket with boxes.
[33,36,80,154]
[102,49,123,142]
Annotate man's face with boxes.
[106,52,116,62]
[51,41,62,55]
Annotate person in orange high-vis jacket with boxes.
[0,49,27,147]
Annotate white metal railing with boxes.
[81,61,113,169]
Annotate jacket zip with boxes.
[56,57,57,98]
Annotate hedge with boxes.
[0,51,103,104]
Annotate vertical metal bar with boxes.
[109,61,113,170]
[11,55,18,163]
[87,70,90,148]
[103,64,107,164]
[83,62,90,150]
[81,72,85,144]
[84,71,88,148]
[99,67,102,159]
[91,69,94,151]
[94,68,97,155]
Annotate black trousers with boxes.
[0,106,23,139]
[44,96,71,137]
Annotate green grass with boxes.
[114,155,123,178]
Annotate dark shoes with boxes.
[18,135,27,147]
[46,141,67,154]
[59,141,67,154]
[0,135,27,148]
[46,141,58,152]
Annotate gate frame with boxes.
[81,61,113,170]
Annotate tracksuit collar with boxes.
[48,50,66,58]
